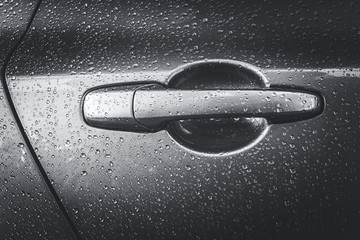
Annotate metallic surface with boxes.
[134,85,323,129]
[83,84,152,132]
[0,0,76,239]
[5,0,360,239]
[83,81,322,133]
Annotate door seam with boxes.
[0,1,82,239]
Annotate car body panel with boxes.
[5,0,360,239]
[0,0,76,239]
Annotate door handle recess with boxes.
[82,83,323,132]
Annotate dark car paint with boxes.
[4,0,360,239]
[0,1,76,239]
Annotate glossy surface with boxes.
[83,81,322,133]
[166,59,270,154]
[0,0,75,239]
[6,0,360,239]
[134,86,322,127]
[83,84,151,132]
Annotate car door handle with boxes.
[82,83,323,132]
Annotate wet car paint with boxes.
[4,0,360,239]
[0,0,76,239]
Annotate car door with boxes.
[5,0,360,239]
[0,1,77,239]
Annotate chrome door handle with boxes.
[82,83,323,132]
